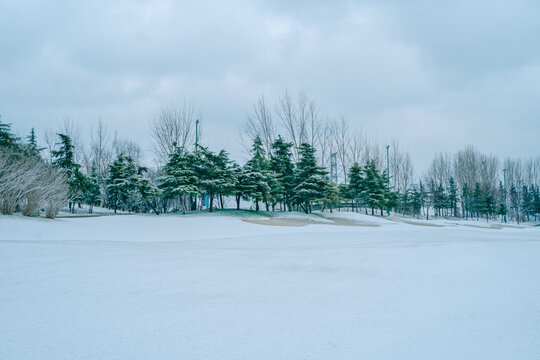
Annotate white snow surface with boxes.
[1,212,539,359]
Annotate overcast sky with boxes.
[1,0,539,172]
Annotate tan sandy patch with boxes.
[243,217,379,227]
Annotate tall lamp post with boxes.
[386,145,390,190]
[195,119,199,152]
[386,145,390,215]
[503,168,507,223]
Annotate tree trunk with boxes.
[209,196,214,212]
[255,199,259,212]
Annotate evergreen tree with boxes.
[320,181,339,213]
[0,119,20,150]
[160,148,199,214]
[244,137,270,211]
[136,172,161,214]
[233,163,249,210]
[293,143,328,213]
[472,182,485,219]
[82,165,101,214]
[425,180,437,220]
[461,183,471,219]
[338,183,351,211]
[496,181,506,222]
[347,162,363,212]
[521,185,532,221]
[532,185,540,221]
[484,193,495,220]
[24,128,43,157]
[270,136,295,211]
[418,181,427,219]
[410,187,423,217]
[433,182,447,217]
[106,154,133,213]
[215,150,237,210]
[52,134,83,212]
[448,177,459,217]
[361,161,387,216]
[197,147,236,212]
[509,185,520,224]
[384,183,400,215]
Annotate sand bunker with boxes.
[243,217,379,227]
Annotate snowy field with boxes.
[1,212,539,360]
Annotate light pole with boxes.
[386,145,390,190]
[386,145,390,215]
[195,119,199,152]
[503,168,507,223]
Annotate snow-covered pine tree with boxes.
[160,148,199,214]
[448,177,459,217]
[461,183,471,219]
[294,143,328,214]
[270,136,295,211]
[320,180,339,213]
[531,185,540,221]
[521,185,532,221]
[214,150,237,210]
[0,119,20,150]
[532,185,540,221]
[82,165,101,213]
[509,185,520,224]
[105,154,130,213]
[361,160,386,216]
[196,147,236,212]
[347,162,363,212]
[244,137,270,212]
[233,163,249,210]
[472,182,485,220]
[52,134,84,213]
[24,128,43,157]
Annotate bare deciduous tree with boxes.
[317,121,334,169]
[0,151,68,218]
[150,104,198,165]
[43,128,57,163]
[61,115,85,164]
[274,90,320,160]
[389,140,414,194]
[349,129,367,165]
[426,152,453,188]
[241,94,275,157]
[331,117,350,183]
[113,132,142,164]
[89,118,112,180]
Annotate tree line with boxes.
[1,91,539,222]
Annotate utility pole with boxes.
[503,168,507,223]
[195,119,199,152]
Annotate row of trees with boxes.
[422,147,540,222]
[159,135,397,215]
[2,90,540,222]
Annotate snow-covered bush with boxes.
[0,150,69,218]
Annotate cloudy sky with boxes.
[1,0,539,171]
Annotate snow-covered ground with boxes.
[1,212,539,359]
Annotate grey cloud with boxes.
[0,0,538,172]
